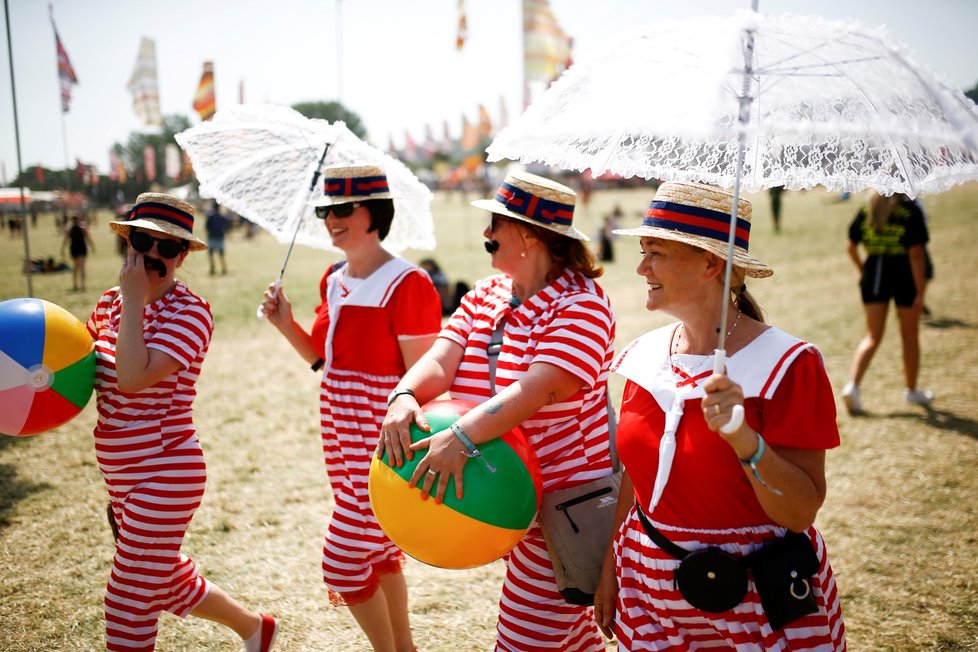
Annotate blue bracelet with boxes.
[739,432,783,495]
[450,422,496,473]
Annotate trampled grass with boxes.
[1,183,977,650]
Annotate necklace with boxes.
[672,310,743,356]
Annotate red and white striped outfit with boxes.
[310,258,442,606]
[611,324,846,650]
[440,269,616,651]
[86,281,213,651]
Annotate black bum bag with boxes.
[636,507,820,630]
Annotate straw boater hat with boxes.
[109,192,207,251]
[308,164,395,207]
[613,180,772,277]
[472,171,589,241]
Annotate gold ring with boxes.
[713,405,721,416]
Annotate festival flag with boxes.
[164,144,181,181]
[477,104,493,140]
[403,130,419,163]
[193,61,216,121]
[144,145,156,182]
[50,9,78,113]
[386,134,399,158]
[422,124,438,161]
[456,0,467,50]
[522,0,573,108]
[127,38,163,127]
[459,114,480,153]
[441,120,456,154]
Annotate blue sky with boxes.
[1,0,977,183]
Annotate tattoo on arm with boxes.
[485,397,503,415]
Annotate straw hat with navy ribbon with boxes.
[472,171,589,241]
[613,180,772,277]
[308,164,396,207]
[109,192,207,251]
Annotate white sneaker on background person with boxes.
[905,388,934,406]
[842,382,864,415]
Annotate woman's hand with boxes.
[702,372,754,452]
[119,250,148,304]
[408,428,467,503]
[593,554,619,639]
[260,282,292,328]
[377,394,428,467]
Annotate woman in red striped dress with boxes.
[594,181,846,650]
[381,171,617,652]
[87,193,277,651]
[261,165,442,651]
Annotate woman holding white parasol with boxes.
[596,181,845,649]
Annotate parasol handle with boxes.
[256,277,283,320]
[713,349,745,434]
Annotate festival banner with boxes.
[477,104,493,140]
[456,0,467,50]
[193,61,216,121]
[127,38,163,127]
[522,0,573,108]
[143,145,156,181]
[164,143,181,181]
[50,10,78,113]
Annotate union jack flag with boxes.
[51,15,78,113]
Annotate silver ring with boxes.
[383,433,391,441]
[426,469,438,477]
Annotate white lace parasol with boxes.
[176,103,435,254]
[487,10,978,197]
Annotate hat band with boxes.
[495,182,573,228]
[129,202,194,232]
[324,175,390,198]
[643,200,751,251]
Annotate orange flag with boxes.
[193,61,216,121]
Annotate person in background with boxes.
[842,191,932,415]
[768,186,785,234]
[62,215,95,291]
[87,193,277,652]
[205,201,232,275]
[260,165,442,652]
[381,171,616,652]
[595,181,845,649]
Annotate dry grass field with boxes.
[1,182,977,651]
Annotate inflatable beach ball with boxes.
[368,398,543,569]
[0,298,95,436]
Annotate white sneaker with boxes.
[842,383,864,415]
[905,388,934,406]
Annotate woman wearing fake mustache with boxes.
[86,193,278,651]
[381,171,617,651]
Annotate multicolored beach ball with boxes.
[368,398,543,569]
[0,298,95,436]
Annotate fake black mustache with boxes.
[484,240,500,254]
[143,257,167,276]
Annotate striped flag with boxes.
[193,61,216,121]
[522,0,573,108]
[50,10,78,113]
[127,38,163,127]
[456,0,467,50]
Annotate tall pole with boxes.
[4,0,33,296]
[335,0,343,102]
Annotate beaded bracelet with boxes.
[739,431,783,495]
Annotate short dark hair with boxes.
[362,199,395,240]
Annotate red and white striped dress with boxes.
[611,324,847,651]
[440,269,616,652]
[310,258,442,606]
[86,281,213,652]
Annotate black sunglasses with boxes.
[129,230,189,259]
[314,202,360,220]
[489,214,511,232]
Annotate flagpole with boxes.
[335,0,343,102]
[4,0,33,296]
